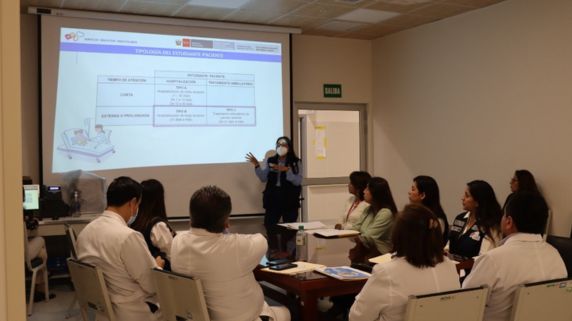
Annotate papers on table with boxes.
[310,229,360,238]
[368,253,394,265]
[278,221,327,230]
[315,266,371,280]
[260,261,326,275]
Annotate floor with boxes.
[26,278,337,321]
[27,278,83,321]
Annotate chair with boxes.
[24,226,50,316]
[547,235,572,277]
[64,224,79,319]
[65,224,78,260]
[151,268,210,321]
[67,259,116,321]
[509,277,572,321]
[404,286,488,321]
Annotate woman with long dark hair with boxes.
[336,171,372,230]
[246,136,302,256]
[350,177,398,262]
[503,169,542,210]
[349,204,460,321]
[409,175,450,244]
[129,179,176,269]
[448,180,502,259]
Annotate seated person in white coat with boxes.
[170,185,290,321]
[463,192,567,321]
[76,176,165,321]
[349,203,460,321]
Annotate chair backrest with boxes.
[23,224,32,270]
[404,286,488,321]
[64,224,78,260]
[547,235,572,277]
[510,277,572,321]
[151,268,210,321]
[67,259,116,321]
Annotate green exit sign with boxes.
[323,84,342,98]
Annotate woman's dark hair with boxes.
[190,185,232,233]
[392,203,444,268]
[350,171,371,201]
[413,175,449,244]
[514,170,540,193]
[366,177,397,216]
[276,136,300,174]
[467,180,502,240]
[129,179,167,232]
[107,176,142,207]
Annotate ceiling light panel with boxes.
[187,0,251,9]
[336,8,400,24]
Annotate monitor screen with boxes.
[23,184,40,211]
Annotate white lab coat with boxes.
[340,196,370,230]
[150,221,174,259]
[171,228,289,321]
[462,233,567,321]
[349,256,460,321]
[76,210,160,321]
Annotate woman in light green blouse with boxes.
[350,176,398,263]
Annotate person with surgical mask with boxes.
[246,136,302,258]
[76,176,165,321]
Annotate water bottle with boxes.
[296,225,307,262]
[71,190,81,217]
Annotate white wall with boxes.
[292,34,372,104]
[372,0,572,236]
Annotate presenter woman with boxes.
[349,204,460,321]
[448,180,502,259]
[246,136,302,257]
[129,179,176,270]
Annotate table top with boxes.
[37,213,98,225]
[254,267,367,297]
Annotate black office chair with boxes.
[546,235,572,277]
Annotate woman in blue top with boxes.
[246,136,302,257]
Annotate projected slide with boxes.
[52,28,283,173]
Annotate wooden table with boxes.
[254,268,366,321]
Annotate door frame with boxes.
[293,102,368,221]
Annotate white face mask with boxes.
[276,146,288,157]
[127,211,138,225]
[127,201,139,225]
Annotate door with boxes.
[293,103,367,223]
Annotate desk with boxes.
[254,268,366,321]
[33,214,98,236]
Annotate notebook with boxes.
[314,266,371,280]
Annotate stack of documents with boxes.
[278,221,327,230]
[368,253,394,265]
[310,229,360,238]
